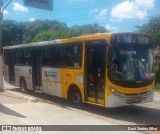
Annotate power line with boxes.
[5,0,157,21]
[3,0,158,32]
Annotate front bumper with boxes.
[106,90,154,108]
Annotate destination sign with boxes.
[111,34,153,45]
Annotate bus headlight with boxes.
[109,86,125,98]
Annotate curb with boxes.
[4,89,57,105]
[5,89,37,102]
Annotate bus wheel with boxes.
[70,89,82,104]
[20,79,27,92]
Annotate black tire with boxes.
[70,90,82,104]
[20,79,27,92]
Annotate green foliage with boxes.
[2,20,26,46]
[154,64,160,85]
[2,19,108,46]
[23,20,68,43]
[33,30,69,42]
[136,16,160,46]
[154,84,160,91]
[68,23,108,37]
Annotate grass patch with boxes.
[154,84,160,92]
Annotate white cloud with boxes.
[111,0,155,20]
[135,0,154,9]
[96,9,107,19]
[13,2,28,12]
[105,24,118,32]
[30,17,36,22]
[89,9,108,20]
[3,10,8,15]
[110,18,121,22]
[89,9,98,15]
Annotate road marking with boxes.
[144,105,160,109]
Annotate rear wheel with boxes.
[20,79,27,92]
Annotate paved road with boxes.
[5,84,160,126]
[1,81,160,134]
[0,94,141,134]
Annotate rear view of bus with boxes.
[107,33,155,107]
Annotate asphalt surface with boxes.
[4,84,160,126]
[0,80,160,134]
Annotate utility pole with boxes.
[0,0,12,92]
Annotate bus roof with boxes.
[3,32,152,50]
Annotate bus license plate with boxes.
[133,96,142,102]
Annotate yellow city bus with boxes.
[3,32,155,107]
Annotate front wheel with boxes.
[20,79,27,92]
[70,90,82,104]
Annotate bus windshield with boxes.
[109,34,154,86]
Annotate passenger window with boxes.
[55,46,66,67]
[4,50,9,64]
[66,45,82,68]
[24,49,30,57]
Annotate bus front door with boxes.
[85,42,106,105]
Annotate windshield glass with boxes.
[109,34,154,85]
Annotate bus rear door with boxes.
[32,49,42,91]
[8,50,15,84]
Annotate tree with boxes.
[33,29,69,42]
[23,20,68,43]
[2,19,108,45]
[33,23,108,42]
[68,23,108,37]
[2,20,26,46]
[136,16,160,47]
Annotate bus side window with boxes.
[66,45,74,67]
[24,49,31,65]
[16,49,24,65]
[50,46,56,67]
[66,44,82,68]
[55,46,66,67]
[41,56,53,67]
[4,50,9,65]
[41,47,50,67]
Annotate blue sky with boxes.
[2,0,160,31]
